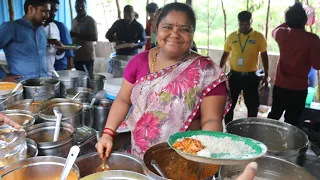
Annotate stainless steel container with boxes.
[21,78,60,100]
[226,118,309,166]
[26,138,38,158]
[110,55,134,78]
[2,110,35,130]
[56,70,89,95]
[143,142,220,180]
[82,103,94,127]
[0,82,23,111]
[0,156,80,180]
[74,126,97,156]
[89,74,106,93]
[6,99,42,115]
[93,99,112,133]
[27,122,74,157]
[65,87,93,103]
[39,98,83,127]
[75,152,145,178]
[219,156,316,180]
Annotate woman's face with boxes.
[156,10,194,57]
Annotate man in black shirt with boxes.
[106,5,146,55]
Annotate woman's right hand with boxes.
[95,134,114,159]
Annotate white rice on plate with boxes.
[190,135,255,158]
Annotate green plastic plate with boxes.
[168,131,267,165]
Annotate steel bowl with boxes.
[75,152,145,178]
[0,82,23,111]
[0,156,80,180]
[226,118,309,166]
[6,99,42,114]
[27,122,74,157]
[38,98,83,127]
[219,156,316,180]
[65,87,93,103]
[2,110,35,130]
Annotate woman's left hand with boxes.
[0,112,21,129]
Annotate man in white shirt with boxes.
[44,0,64,76]
[44,22,64,76]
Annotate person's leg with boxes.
[268,85,286,120]
[84,60,94,76]
[284,89,307,126]
[224,74,242,124]
[243,75,260,117]
[74,61,85,72]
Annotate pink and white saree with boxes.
[126,56,231,158]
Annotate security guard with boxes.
[220,11,269,124]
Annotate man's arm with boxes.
[259,34,269,84]
[136,25,146,48]
[0,22,13,49]
[260,51,269,77]
[220,34,231,69]
[56,22,74,70]
[106,21,119,42]
[219,51,230,69]
[71,18,98,41]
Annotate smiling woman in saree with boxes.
[96,2,231,159]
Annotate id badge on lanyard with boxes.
[238,34,250,66]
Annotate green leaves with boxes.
[185,87,200,109]
[153,111,167,121]
[159,91,171,103]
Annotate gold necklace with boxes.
[150,49,160,73]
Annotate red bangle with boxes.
[102,131,115,139]
[104,128,116,134]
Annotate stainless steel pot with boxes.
[82,103,94,127]
[0,156,80,180]
[6,99,42,115]
[75,152,145,178]
[80,170,150,180]
[39,98,83,127]
[27,122,74,157]
[89,74,106,93]
[65,87,93,103]
[219,156,316,180]
[110,55,134,78]
[93,99,112,133]
[21,78,60,100]
[226,118,309,166]
[56,70,89,95]
[2,110,35,130]
[143,142,220,180]
[0,82,23,111]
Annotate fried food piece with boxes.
[173,138,205,155]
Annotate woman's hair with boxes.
[146,3,158,13]
[285,2,307,29]
[238,11,252,22]
[24,0,49,14]
[156,2,196,32]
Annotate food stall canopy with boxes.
[0,0,76,30]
